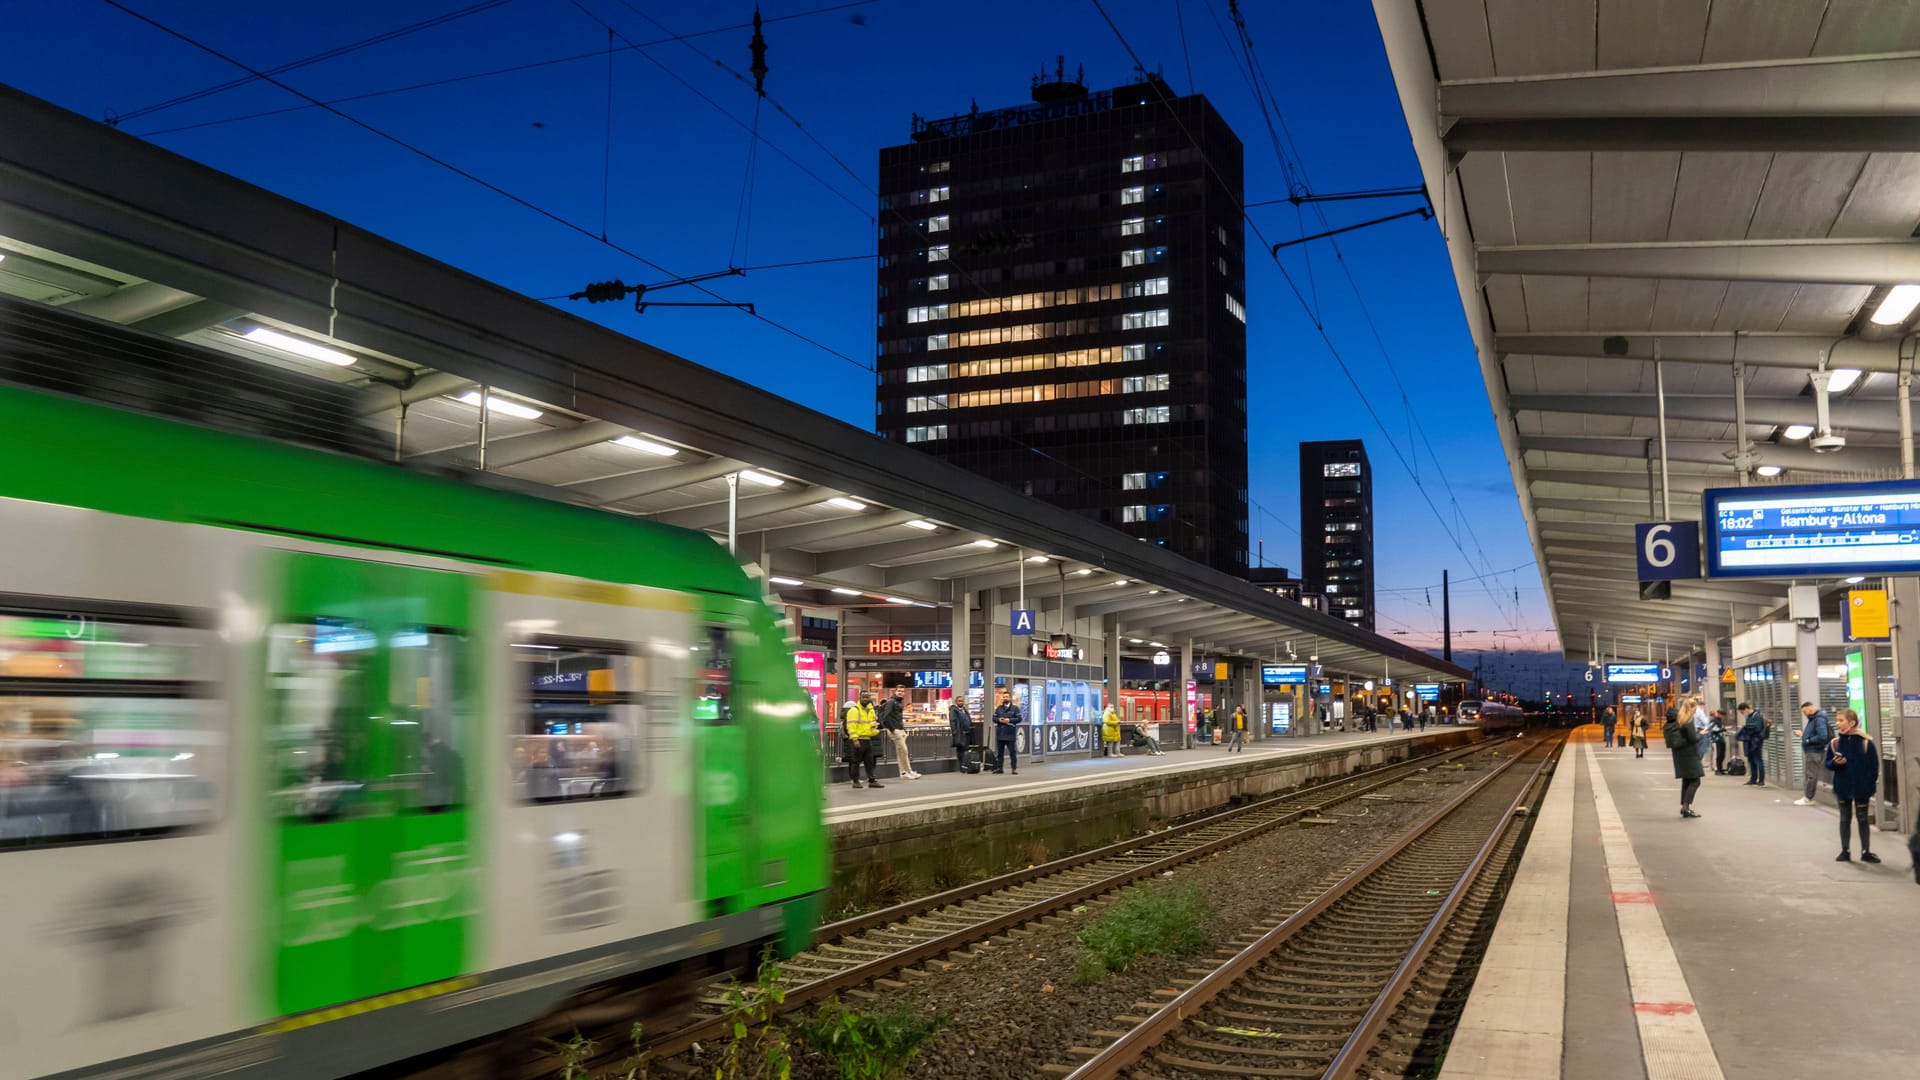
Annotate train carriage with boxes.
[0,382,828,1080]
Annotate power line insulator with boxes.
[579,279,630,303]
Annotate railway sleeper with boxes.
[1149,1049,1325,1077]
[1175,1032,1343,1062]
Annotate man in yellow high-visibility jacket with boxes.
[842,692,882,789]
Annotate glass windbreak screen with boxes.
[267,618,371,822]
[510,639,639,802]
[0,604,216,847]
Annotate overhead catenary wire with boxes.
[1085,0,1522,633]
[101,0,873,374]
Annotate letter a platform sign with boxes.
[1635,521,1700,600]
[1010,609,1036,636]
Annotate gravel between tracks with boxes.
[773,758,1498,1080]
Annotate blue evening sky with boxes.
[4,0,1556,650]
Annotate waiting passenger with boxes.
[878,691,918,780]
[1128,722,1165,756]
[990,690,1022,775]
[1629,713,1648,758]
[842,692,882,790]
[1823,709,1880,864]
[947,694,973,772]
[1736,703,1770,786]
[1100,700,1123,758]
[1225,705,1247,753]
[1602,706,1617,748]
[1663,706,1703,819]
[1795,701,1832,806]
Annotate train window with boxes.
[266,618,373,822]
[690,625,733,725]
[509,637,640,802]
[389,626,469,813]
[0,599,217,848]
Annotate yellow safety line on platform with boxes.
[1584,744,1724,1080]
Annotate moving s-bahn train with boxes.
[1461,700,1526,733]
[0,383,828,1080]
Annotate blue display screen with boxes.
[1414,683,1440,701]
[1705,480,1920,577]
[1605,663,1660,684]
[1262,664,1307,686]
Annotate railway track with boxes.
[505,737,1509,1077]
[1054,733,1561,1080]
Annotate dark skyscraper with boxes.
[1299,439,1374,630]
[874,68,1249,575]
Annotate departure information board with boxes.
[1705,481,1920,577]
[1605,662,1661,684]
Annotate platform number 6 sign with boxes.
[1635,521,1700,582]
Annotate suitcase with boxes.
[1727,758,1747,777]
[984,747,1002,773]
[958,745,985,774]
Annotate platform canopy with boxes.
[0,83,1465,685]
[1375,0,1920,659]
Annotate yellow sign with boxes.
[1849,589,1890,639]
[1215,661,1230,681]
[1720,668,1736,685]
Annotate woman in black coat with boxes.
[1823,709,1880,863]
[947,694,975,772]
[1663,706,1704,819]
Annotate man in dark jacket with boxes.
[990,690,1023,775]
[1602,706,1617,749]
[1707,711,1728,775]
[1664,706,1704,819]
[947,694,974,773]
[1736,704,1768,785]
[1823,709,1881,863]
[1795,702,1831,805]
[876,691,917,780]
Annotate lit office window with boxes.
[1145,277,1169,296]
[928,244,950,262]
[1121,309,1170,330]
[1225,294,1247,324]
[928,215,950,233]
[1121,154,1145,173]
[928,160,950,173]
[929,274,949,291]
[1122,343,1146,362]
[907,364,948,382]
[905,425,948,443]
[1121,373,1170,393]
[1122,406,1170,425]
[1122,505,1147,523]
[928,185,950,203]
[1120,217,1146,236]
[1121,186,1145,205]
[1122,472,1148,490]
[906,395,948,413]
[926,333,950,351]
[906,304,949,323]
[1121,248,1146,267]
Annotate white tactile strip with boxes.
[1435,726,1578,1080]
[1584,743,1726,1080]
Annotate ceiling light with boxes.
[886,597,915,605]
[455,391,542,420]
[243,326,356,367]
[769,576,804,587]
[1871,284,1920,326]
[1828,368,1862,394]
[1781,424,1815,441]
[1755,465,1783,477]
[1845,575,1866,585]
[831,587,862,596]
[905,519,939,531]
[1150,642,1166,648]
[739,469,785,487]
[1026,555,1050,563]
[612,435,677,456]
[970,539,998,548]
[1113,579,1129,586]
[1129,637,1143,644]
[1147,589,1160,595]
[1072,568,1094,576]
[827,497,867,511]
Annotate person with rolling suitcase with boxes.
[948,693,977,774]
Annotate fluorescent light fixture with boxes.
[1871,284,1920,326]
[831,587,863,596]
[1846,575,1866,584]
[1072,568,1094,576]
[1149,641,1166,648]
[769,576,804,586]
[1113,579,1129,586]
[455,391,542,420]
[970,539,998,548]
[1781,424,1815,441]
[243,326,356,367]
[1129,637,1143,644]
[612,435,677,456]
[1828,368,1862,394]
[172,752,194,761]
[886,597,915,605]
[510,642,559,650]
[827,497,867,511]
[1147,589,1160,595]
[738,469,785,487]
[904,519,939,531]
[1755,465,1783,477]
[1026,555,1050,563]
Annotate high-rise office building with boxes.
[1299,440,1374,630]
[874,68,1249,574]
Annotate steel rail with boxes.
[640,740,1500,1062]
[1059,738,1553,1080]
[1321,744,1561,1079]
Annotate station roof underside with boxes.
[0,83,1465,684]
[1377,0,1920,660]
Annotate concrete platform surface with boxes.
[1446,726,1920,1080]
[822,725,1461,825]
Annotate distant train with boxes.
[1461,700,1527,733]
[0,382,828,1079]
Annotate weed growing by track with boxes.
[713,952,794,1080]
[793,998,949,1080]
[1071,882,1213,984]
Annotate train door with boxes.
[262,553,475,1016]
[693,617,755,912]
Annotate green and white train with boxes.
[0,382,828,1079]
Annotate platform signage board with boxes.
[1704,480,1920,577]
[1262,663,1307,686]
[1604,662,1661,684]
